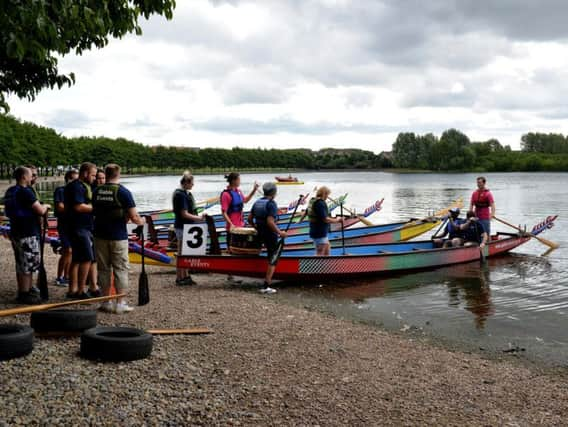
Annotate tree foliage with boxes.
[0,0,176,112]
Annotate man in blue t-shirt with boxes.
[248,182,287,294]
[64,162,98,299]
[53,168,78,286]
[4,166,50,304]
[93,163,144,314]
[432,207,466,248]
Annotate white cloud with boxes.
[7,0,568,152]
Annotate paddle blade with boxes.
[37,266,48,301]
[533,234,560,250]
[138,272,150,306]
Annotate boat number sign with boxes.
[181,223,209,256]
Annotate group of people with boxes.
[432,176,496,249]
[5,166,496,303]
[4,163,144,312]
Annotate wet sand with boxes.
[0,239,567,425]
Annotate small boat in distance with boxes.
[275,175,304,185]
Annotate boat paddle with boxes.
[0,294,125,317]
[340,201,346,255]
[138,220,150,306]
[38,213,49,301]
[493,216,559,250]
[269,194,304,266]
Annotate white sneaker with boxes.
[260,287,277,294]
[98,301,115,313]
[114,302,135,314]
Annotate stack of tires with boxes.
[0,309,152,362]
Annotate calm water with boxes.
[39,172,568,366]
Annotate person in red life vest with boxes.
[469,176,495,236]
[221,172,259,235]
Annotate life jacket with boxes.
[473,189,491,208]
[93,183,124,220]
[30,186,40,203]
[80,180,93,203]
[307,197,326,223]
[173,188,197,215]
[221,188,244,215]
[464,221,485,244]
[251,198,277,226]
[4,185,34,219]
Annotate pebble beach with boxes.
[1,239,567,426]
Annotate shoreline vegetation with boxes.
[1,241,567,424]
[3,115,568,179]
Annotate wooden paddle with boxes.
[138,219,150,306]
[38,213,49,301]
[35,327,213,338]
[493,216,560,250]
[0,294,125,317]
[269,195,304,266]
[340,202,346,255]
[326,195,374,226]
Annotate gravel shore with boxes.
[1,239,567,426]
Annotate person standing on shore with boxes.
[25,165,40,201]
[4,166,50,304]
[470,176,495,236]
[93,164,144,313]
[300,186,342,256]
[173,173,205,286]
[95,169,106,187]
[53,169,78,286]
[248,182,287,294]
[64,162,100,299]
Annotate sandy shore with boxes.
[0,239,567,425]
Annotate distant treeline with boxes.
[2,114,568,177]
[392,129,568,172]
[0,115,389,178]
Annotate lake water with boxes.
[39,171,568,366]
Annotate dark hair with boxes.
[97,168,105,176]
[105,164,120,180]
[64,169,78,183]
[79,162,97,175]
[14,166,30,181]
[225,172,240,185]
[466,210,476,218]
[476,176,486,183]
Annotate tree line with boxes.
[391,129,568,172]
[0,114,389,178]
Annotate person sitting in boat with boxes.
[247,182,287,294]
[173,172,206,286]
[302,186,343,256]
[221,172,259,238]
[432,207,465,248]
[458,210,489,250]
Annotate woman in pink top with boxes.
[221,172,259,232]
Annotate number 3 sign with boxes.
[181,223,209,255]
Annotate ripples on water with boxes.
[40,171,568,365]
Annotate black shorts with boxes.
[262,233,279,259]
[57,224,71,249]
[70,229,95,263]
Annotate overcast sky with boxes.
[8,0,568,152]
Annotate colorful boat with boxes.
[275,175,304,185]
[177,218,555,280]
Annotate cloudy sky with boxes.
[8,0,568,152]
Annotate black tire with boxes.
[80,327,153,362]
[30,309,97,332]
[0,324,34,361]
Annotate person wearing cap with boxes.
[432,207,466,248]
[248,182,287,294]
[458,210,489,249]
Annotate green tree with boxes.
[0,0,176,112]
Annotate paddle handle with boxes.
[0,294,126,317]
[493,216,560,249]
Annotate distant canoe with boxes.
[275,176,303,184]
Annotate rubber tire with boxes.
[0,324,34,361]
[30,309,97,332]
[80,327,153,362]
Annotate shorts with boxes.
[57,225,71,249]
[70,229,95,263]
[11,236,40,274]
[262,233,279,259]
[313,236,329,246]
[479,219,491,235]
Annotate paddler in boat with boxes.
[298,186,343,256]
[173,172,206,286]
[432,207,466,248]
[248,182,286,294]
[221,172,259,243]
[458,210,489,250]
